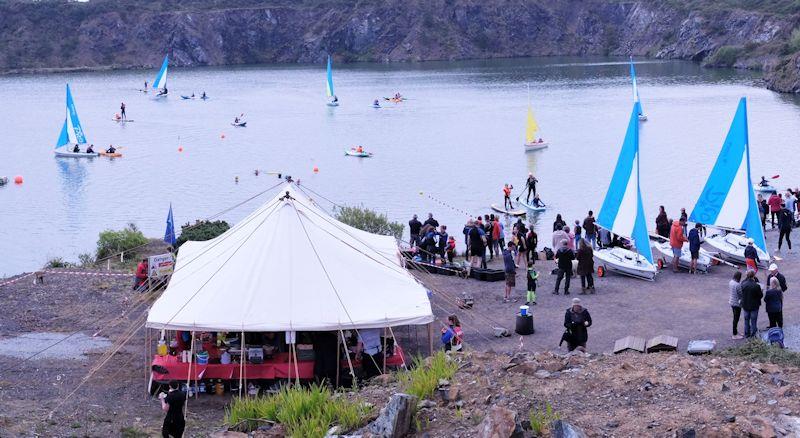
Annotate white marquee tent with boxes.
[146,185,434,332]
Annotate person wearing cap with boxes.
[767,264,787,292]
[744,238,760,273]
[563,297,592,352]
[764,277,784,329]
[525,173,538,202]
[740,269,763,338]
[777,202,794,252]
[554,239,575,295]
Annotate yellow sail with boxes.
[525,107,539,143]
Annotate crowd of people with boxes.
[757,190,799,252]
[728,264,788,341]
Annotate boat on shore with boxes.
[654,241,713,272]
[53,84,98,158]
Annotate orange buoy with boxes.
[178,146,184,152]
[220,133,226,139]
[13,175,23,184]
[313,166,319,173]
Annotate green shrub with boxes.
[176,220,230,247]
[706,45,743,67]
[225,384,372,436]
[529,402,560,435]
[335,206,404,240]
[78,252,95,267]
[397,352,459,400]
[95,223,148,260]
[45,257,72,269]
[718,338,800,367]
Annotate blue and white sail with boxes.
[630,57,645,119]
[326,55,335,98]
[55,84,88,149]
[689,97,768,255]
[153,55,169,91]
[597,102,653,263]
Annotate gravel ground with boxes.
[0,332,110,360]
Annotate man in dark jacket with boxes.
[502,242,516,303]
[740,270,763,338]
[688,223,702,274]
[563,297,592,352]
[424,213,439,229]
[744,239,760,273]
[554,239,575,295]
[777,202,793,252]
[409,214,422,248]
[767,263,788,292]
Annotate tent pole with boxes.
[238,331,244,398]
[388,326,406,369]
[292,343,300,385]
[339,330,356,387]
[335,333,341,387]
[427,323,433,356]
[185,330,195,419]
[144,328,148,397]
[382,326,387,375]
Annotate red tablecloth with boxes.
[151,345,407,382]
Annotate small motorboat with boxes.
[524,141,549,151]
[490,204,526,217]
[345,148,372,157]
[594,246,657,281]
[704,232,769,268]
[654,241,712,272]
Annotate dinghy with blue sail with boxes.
[630,57,647,122]
[54,84,98,158]
[153,55,169,99]
[594,102,656,280]
[689,97,769,267]
[326,55,338,107]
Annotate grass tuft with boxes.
[397,351,459,400]
[225,384,372,437]
[718,338,800,367]
[529,402,560,435]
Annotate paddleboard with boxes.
[491,204,526,216]
[112,118,134,123]
[520,200,547,212]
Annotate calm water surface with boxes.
[2,57,800,276]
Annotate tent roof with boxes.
[146,185,434,332]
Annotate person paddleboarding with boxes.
[503,184,514,210]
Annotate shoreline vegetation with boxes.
[3,0,800,92]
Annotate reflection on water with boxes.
[1,57,799,276]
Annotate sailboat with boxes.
[325,55,339,107]
[153,55,169,98]
[54,84,98,158]
[524,110,548,152]
[594,101,656,280]
[689,97,769,267]
[630,57,647,122]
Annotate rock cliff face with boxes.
[1,0,799,92]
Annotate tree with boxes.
[335,206,403,240]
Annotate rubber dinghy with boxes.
[594,101,656,281]
[491,204,526,217]
[688,98,770,268]
[654,241,713,272]
[53,84,98,158]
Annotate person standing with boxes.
[687,223,702,274]
[503,184,514,210]
[484,215,495,260]
[758,194,768,229]
[160,381,186,438]
[563,298,592,352]
[502,242,516,303]
[409,214,422,248]
[514,230,528,267]
[445,236,456,263]
[655,206,670,238]
[492,215,504,256]
[740,270,763,338]
[468,219,485,268]
[462,219,473,260]
[441,315,463,352]
[729,271,743,340]
[576,240,595,293]
[526,262,538,305]
[525,173,538,202]
[424,213,439,228]
[134,258,149,291]
[573,220,582,249]
[679,208,688,235]
[583,211,597,249]
[764,277,784,329]
[554,240,574,295]
[437,225,449,260]
[768,192,782,229]
[564,226,575,251]
[553,214,566,232]
[551,225,568,250]
[120,102,127,120]
[526,229,538,264]
[744,238,761,273]
[767,264,787,292]
[669,219,688,273]
[778,202,794,252]
[785,190,797,218]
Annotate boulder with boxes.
[476,406,517,438]
[368,393,418,438]
[739,416,777,438]
[551,420,587,438]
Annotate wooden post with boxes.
[339,330,356,387]
[427,323,434,356]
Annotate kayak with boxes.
[181,95,196,100]
[112,118,134,123]
[519,200,547,213]
[99,151,122,158]
[384,97,406,102]
[524,141,549,151]
[231,121,247,127]
[54,150,99,158]
[345,149,372,157]
[490,204,526,217]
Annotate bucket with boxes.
[196,352,209,365]
[519,305,530,317]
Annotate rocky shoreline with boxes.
[2,1,800,92]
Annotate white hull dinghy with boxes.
[151,55,169,100]
[654,241,712,272]
[524,141,548,151]
[54,150,99,158]
[595,247,657,281]
[753,184,777,195]
[53,84,96,159]
[704,232,769,268]
[523,86,548,152]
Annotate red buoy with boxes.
[13,175,23,184]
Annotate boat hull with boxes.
[490,204,526,217]
[231,122,247,127]
[638,115,648,121]
[654,241,712,272]
[704,233,769,268]
[524,142,549,151]
[54,150,99,158]
[594,247,656,281]
[753,184,777,194]
[327,102,339,107]
[345,150,372,157]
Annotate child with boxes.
[526,262,539,306]
[445,236,456,263]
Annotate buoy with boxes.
[313,166,319,173]
[220,133,226,139]
[419,191,423,195]
[254,169,259,176]
[14,175,23,184]
[178,146,184,152]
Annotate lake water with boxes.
[2,57,799,277]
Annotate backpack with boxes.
[543,247,554,260]
[767,327,785,348]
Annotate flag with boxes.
[164,203,176,247]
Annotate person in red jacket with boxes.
[134,258,149,291]
[669,219,688,273]
[768,193,782,229]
